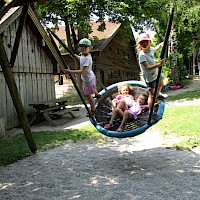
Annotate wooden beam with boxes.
[10,4,28,67]
[0,35,37,153]
[0,0,18,20]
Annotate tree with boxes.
[35,0,200,83]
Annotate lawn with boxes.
[0,125,102,166]
[165,89,200,102]
[154,105,200,149]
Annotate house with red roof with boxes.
[55,21,140,88]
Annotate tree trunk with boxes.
[169,22,180,84]
[70,23,78,53]
[64,18,74,52]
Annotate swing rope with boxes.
[148,6,174,124]
[47,30,97,125]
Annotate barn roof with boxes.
[55,21,121,52]
[0,5,65,69]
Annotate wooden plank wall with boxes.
[0,18,56,129]
[93,30,140,87]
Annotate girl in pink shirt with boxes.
[105,94,148,131]
[112,84,134,111]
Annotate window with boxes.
[109,46,112,51]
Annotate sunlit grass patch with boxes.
[0,125,103,166]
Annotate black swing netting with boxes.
[94,86,161,132]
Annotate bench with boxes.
[29,98,81,126]
[49,106,81,118]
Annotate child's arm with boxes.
[153,42,163,52]
[64,66,88,75]
[74,54,81,61]
[142,59,165,70]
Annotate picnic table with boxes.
[29,97,81,126]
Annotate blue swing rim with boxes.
[90,80,165,138]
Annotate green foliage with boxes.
[162,53,188,83]
[177,53,188,80]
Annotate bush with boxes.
[162,53,188,84]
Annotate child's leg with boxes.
[94,89,100,97]
[112,99,117,109]
[109,108,124,124]
[118,110,131,128]
[117,99,128,111]
[148,88,155,109]
[104,108,124,128]
[86,95,96,112]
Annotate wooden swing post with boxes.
[10,4,29,67]
[0,29,37,153]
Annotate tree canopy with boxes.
[35,0,200,81]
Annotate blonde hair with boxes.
[136,44,143,54]
[135,40,151,55]
[117,84,131,94]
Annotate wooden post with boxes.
[0,117,5,137]
[10,4,29,68]
[0,36,37,153]
[192,37,197,76]
[0,0,18,20]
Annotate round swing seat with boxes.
[90,80,165,138]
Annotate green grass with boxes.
[0,125,103,166]
[62,90,88,105]
[154,105,200,149]
[165,89,200,102]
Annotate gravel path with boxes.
[1,131,200,200]
[1,78,200,200]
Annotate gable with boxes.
[0,6,65,70]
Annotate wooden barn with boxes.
[0,5,64,130]
[55,21,140,88]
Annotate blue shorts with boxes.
[146,79,157,89]
[146,75,163,89]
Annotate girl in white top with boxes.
[137,33,165,108]
[64,38,100,116]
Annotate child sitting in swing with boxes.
[111,84,135,111]
[104,93,149,132]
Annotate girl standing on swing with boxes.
[137,33,165,108]
[64,38,100,116]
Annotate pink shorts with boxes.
[82,77,96,95]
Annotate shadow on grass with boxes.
[0,125,103,166]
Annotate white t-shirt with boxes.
[139,47,158,83]
[80,53,95,82]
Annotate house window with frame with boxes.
[109,46,112,51]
